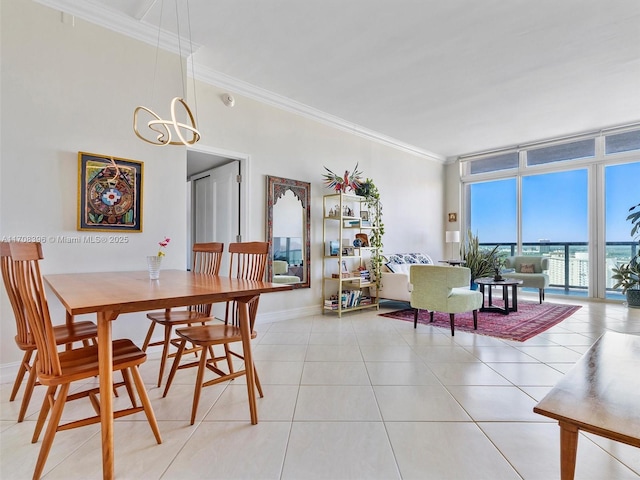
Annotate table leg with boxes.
[512,285,518,312]
[559,421,579,480]
[98,311,115,480]
[502,285,509,311]
[65,311,74,351]
[237,295,259,425]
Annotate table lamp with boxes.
[445,230,460,260]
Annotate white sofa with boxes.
[375,253,434,303]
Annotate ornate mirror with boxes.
[266,175,310,288]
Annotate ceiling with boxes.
[37,0,640,161]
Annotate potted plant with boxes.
[493,256,505,281]
[612,203,640,308]
[355,178,384,289]
[460,229,499,289]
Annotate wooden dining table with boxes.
[44,269,291,480]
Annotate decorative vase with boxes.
[494,274,503,282]
[146,255,162,280]
[626,289,640,308]
[470,280,478,290]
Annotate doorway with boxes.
[186,147,249,274]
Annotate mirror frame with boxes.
[266,175,311,289]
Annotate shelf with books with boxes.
[322,192,379,317]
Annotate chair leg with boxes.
[449,313,455,336]
[429,311,434,323]
[539,288,544,303]
[163,339,187,398]
[120,368,137,408]
[18,359,38,422]
[224,344,234,374]
[10,350,33,402]
[157,324,173,387]
[253,363,264,398]
[32,383,70,480]
[414,309,419,328]
[142,320,156,352]
[190,346,209,425]
[32,385,56,443]
[473,310,478,330]
[129,366,162,444]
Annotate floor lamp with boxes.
[445,230,460,260]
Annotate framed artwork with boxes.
[341,260,349,273]
[360,211,369,221]
[355,233,369,247]
[78,152,143,232]
[342,246,355,256]
[448,212,457,222]
[327,240,340,256]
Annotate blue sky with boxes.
[470,162,639,243]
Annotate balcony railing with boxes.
[479,241,637,298]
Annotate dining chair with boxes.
[162,241,269,425]
[9,242,162,480]
[0,242,98,423]
[142,242,224,387]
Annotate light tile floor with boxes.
[1,294,640,479]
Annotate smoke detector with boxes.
[222,93,235,107]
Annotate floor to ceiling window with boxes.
[605,161,640,297]
[522,169,588,294]
[460,125,640,300]
[468,179,516,245]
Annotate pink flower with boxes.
[157,237,170,257]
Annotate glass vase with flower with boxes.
[147,237,170,279]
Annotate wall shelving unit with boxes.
[322,192,379,317]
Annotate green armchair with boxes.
[409,265,483,336]
[502,256,550,303]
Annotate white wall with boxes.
[0,0,445,372]
[0,0,188,367]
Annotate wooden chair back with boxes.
[228,241,269,280]
[189,242,224,315]
[9,242,61,377]
[192,242,224,275]
[225,242,269,326]
[0,242,31,348]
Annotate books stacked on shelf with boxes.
[323,290,367,309]
[332,272,352,278]
[343,219,361,228]
[359,269,371,282]
[360,220,372,227]
[324,298,340,310]
[342,289,362,308]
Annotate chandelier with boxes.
[133,0,201,146]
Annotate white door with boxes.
[191,160,240,275]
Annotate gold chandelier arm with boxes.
[133,98,200,146]
[170,97,201,146]
[133,105,172,146]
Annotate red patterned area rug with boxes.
[379,301,581,342]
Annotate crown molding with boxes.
[35,0,444,163]
[34,0,201,56]
[193,64,445,163]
